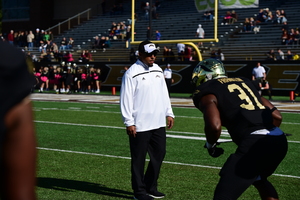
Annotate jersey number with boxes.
[228,83,265,110]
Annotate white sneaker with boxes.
[95,90,100,93]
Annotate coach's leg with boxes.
[129,131,151,196]
[144,127,166,193]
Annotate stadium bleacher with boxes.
[47,0,300,62]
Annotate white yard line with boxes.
[34,120,300,143]
[37,147,300,179]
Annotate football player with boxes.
[191,58,288,200]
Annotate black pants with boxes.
[214,134,288,200]
[129,127,166,196]
[165,78,172,93]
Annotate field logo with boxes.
[195,0,258,12]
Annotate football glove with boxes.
[204,142,224,158]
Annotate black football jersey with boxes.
[0,42,34,143]
[193,77,274,144]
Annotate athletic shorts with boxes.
[213,133,288,200]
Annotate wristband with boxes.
[270,107,277,113]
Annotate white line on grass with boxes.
[34,107,300,124]
[34,121,300,143]
[37,147,300,179]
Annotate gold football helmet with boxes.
[191,58,227,87]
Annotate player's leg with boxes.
[253,179,278,200]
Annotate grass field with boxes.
[33,100,300,200]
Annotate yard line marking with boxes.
[34,121,300,143]
[37,147,300,179]
[33,107,300,124]
[166,134,232,143]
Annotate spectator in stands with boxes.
[152,4,158,20]
[85,50,93,62]
[92,36,100,49]
[146,26,151,40]
[59,37,67,51]
[221,11,232,25]
[48,31,54,42]
[249,17,257,32]
[195,24,205,47]
[79,50,87,63]
[51,42,58,54]
[105,37,111,48]
[67,37,74,50]
[34,28,42,47]
[287,28,295,45]
[109,27,117,40]
[43,31,50,42]
[99,36,107,52]
[27,30,35,51]
[163,46,169,62]
[190,50,199,62]
[18,31,27,47]
[294,30,300,47]
[229,10,238,24]
[264,8,273,22]
[202,10,214,21]
[274,9,287,24]
[176,43,185,61]
[13,31,19,47]
[293,52,299,60]
[243,18,251,32]
[7,30,14,45]
[184,46,192,61]
[275,48,284,60]
[155,30,161,40]
[216,49,225,61]
[281,21,289,33]
[279,9,287,23]
[266,49,275,61]
[143,2,150,20]
[256,9,265,22]
[281,30,289,45]
[63,51,74,63]
[286,50,293,61]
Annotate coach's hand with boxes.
[204,142,224,158]
[126,126,137,137]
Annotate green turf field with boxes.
[33,101,300,200]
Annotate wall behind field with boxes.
[34,60,300,96]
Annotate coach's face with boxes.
[140,51,158,67]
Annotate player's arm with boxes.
[199,94,222,145]
[2,98,37,200]
[199,94,224,157]
[260,96,282,127]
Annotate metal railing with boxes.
[45,8,91,35]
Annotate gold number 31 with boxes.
[228,83,265,110]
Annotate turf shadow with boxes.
[37,177,133,199]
